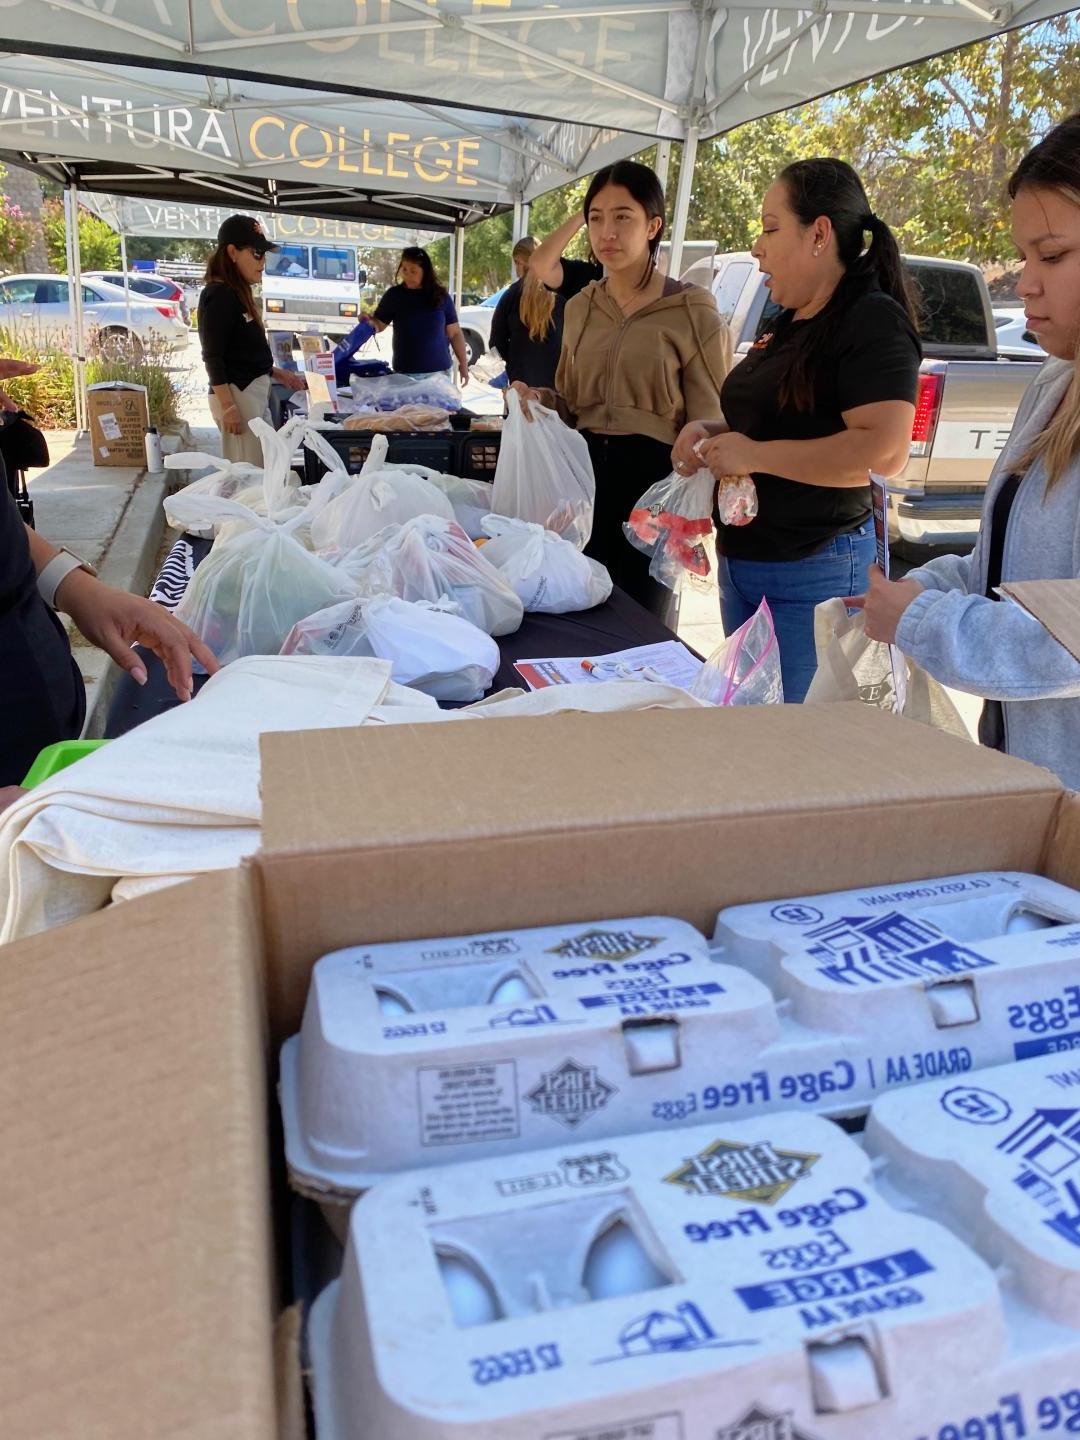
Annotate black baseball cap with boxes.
[216,214,280,255]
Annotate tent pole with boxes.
[64,184,88,436]
[520,201,531,236]
[446,227,457,304]
[654,140,672,195]
[512,198,522,240]
[119,229,133,338]
[667,124,698,283]
[454,223,464,309]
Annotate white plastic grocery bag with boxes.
[281,595,498,702]
[804,598,970,737]
[689,599,783,706]
[167,492,356,664]
[479,515,612,613]
[491,390,595,549]
[358,437,493,540]
[347,516,523,636]
[163,454,266,537]
[309,465,454,553]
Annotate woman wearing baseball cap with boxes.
[198,215,307,462]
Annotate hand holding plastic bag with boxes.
[689,599,783,706]
[480,514,612,613]
[491,389,595,549]
[624,467,716,590]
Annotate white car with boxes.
[992,306,1045,360]
[456,287,506,366]
[0,272,189,359]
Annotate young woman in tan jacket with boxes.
[515,161,731,616]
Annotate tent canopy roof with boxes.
[0,51,643,230]
[4,0,1074,145]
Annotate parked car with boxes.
[680,251,1045,560]
[0,272,189,359]
[456,287,508,366]
[992,305,1046,360]
[85,270,190,323]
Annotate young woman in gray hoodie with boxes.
[855,112,1080,789]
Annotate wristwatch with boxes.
[37,546,98,609]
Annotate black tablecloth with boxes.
[105,538,684,739]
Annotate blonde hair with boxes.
[513,236,557,344]
[1008,113,1080,489]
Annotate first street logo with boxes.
[526,1059,617,1129]
[664,1139,819,1204]
[716,1404,819,1440]
[546,929,664,962]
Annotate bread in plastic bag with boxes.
[689,598,783,706]
[479,514,612,613]
[491,389,595,549]
[349,370,461,413]
[341,515,523,636]
[283,594,498,701]
[166,492,356,664]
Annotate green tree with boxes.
[41,197,121,273]
[126,236,212,266]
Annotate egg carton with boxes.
[280,897,1080,1214]
[308,1054,1080,1438]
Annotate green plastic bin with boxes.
[22,739,110,788]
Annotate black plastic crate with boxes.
[304,429,457,484]
[456,430,501,482]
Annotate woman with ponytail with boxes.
[673,159,921,701]
[855,112,1080,788]
[489,237,563,389]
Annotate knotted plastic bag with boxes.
[480,514,612,613]
[166,492,356,664]
[624,467,758,590]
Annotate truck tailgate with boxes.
[923,359,1039,490]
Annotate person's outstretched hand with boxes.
[0,358,39,379]
[56,571,220,702]
[848,565,923,644]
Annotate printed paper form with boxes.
[514,640,703,692]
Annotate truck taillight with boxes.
[910,371,944,457]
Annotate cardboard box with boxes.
[4,704,1080,1439]
[86,381,149,467]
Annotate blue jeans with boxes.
[718,523,875,703]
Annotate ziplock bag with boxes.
[491,390,595,549]
[349,370,461,413]
[479,514,612,613]
[283,595,498,702]
[689,599,783,706]
[347,516,523,636]
[166,492,356,664]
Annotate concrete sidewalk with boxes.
[27,420,220,736]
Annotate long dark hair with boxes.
[583,160,666,290]
[1008,111,1080,488]
[772,158,918,410]
[397,246,447,309]
[203,243,262,327]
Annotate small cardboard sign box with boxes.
[86,380,149,467]
[4,704,1080,1439]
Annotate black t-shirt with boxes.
[552,257,603,302]
[0,464,84,785]
[489,279,566,389]
[198,282,273,393]
[373,285,457,374]
[718,282,922,562]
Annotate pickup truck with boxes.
[679,251,1044,560]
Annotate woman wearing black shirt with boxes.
[489,237,564,389]
[674,159,921,702]
[199,216,306,464]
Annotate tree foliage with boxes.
[41,198,121,273]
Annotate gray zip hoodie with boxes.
[896,356,1080,787]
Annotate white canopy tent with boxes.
[3,0,1076,273]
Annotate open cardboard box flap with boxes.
[1000,578,1080,663]
[2,704,1076,1440]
